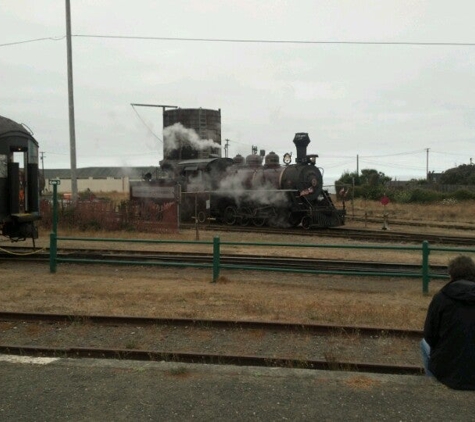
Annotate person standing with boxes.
[421,255,475,390]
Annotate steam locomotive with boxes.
[0,115,41,242]
[131,132,345,229]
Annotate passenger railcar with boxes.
[0,115,41,241]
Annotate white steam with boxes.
[218,168,288,208]
[163,123,220,153]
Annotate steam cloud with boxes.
[163,123,220,153]
[218,168,288,209]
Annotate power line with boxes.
[131,104,163,143]
[72,34,475,47]
[4,34,475,48]
[324,160,356,169]
[361,149,426,158]
[0,36,65,47]
[431,150,471,157]
[359,157,425,171]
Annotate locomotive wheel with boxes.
[268,211,284,227]
[288,213,302,227]
[239,208,251,226]
[223,206,237,225]
[301,216,311,230]
[252,216,266,227]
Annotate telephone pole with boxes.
[65,0,78,202]
[40,151,45,178]
[40,151,45,193]
[426,148,430,180]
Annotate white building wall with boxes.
[44,177,131,193]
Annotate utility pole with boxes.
[356,154,359,178]
[426,148,430,180]
[40,152,45,191]
[65,0,78,202]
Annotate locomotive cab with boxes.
[0,115,41,242]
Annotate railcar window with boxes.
[28,140,39,164]
[13,151,27,212]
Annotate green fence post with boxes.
[49,180,60,273]
[49,232,57,273]
[212,236,220,282]
[422,240,430,295]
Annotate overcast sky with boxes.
[2,0,475,183]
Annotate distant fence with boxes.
[387,182,475,193]
[40,199,178,233]
[426,184,475,193]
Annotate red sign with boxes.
[380,196,390,206]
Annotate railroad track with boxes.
[0,312,423,375]
[0,248,449,276]
[349,216,475,232]
[196,224,475,245]
[3,223,475,247]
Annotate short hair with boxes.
[448,255,475,282]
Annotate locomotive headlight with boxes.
[317,194,324,201]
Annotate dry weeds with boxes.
[344,375,382,390]
[347,198,475,226]
[0,260,440,330]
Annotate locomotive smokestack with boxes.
[293,133,311,164]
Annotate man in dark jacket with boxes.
[421,255,475,390]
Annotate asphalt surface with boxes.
[0,354,473,421]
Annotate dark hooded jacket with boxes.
[423,279,475,390]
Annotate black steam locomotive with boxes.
[131,133,345,229]
[0,115,41,241]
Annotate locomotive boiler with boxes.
[0,115,41,241]
[216,132,343,228]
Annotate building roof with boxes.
[43,166,158,180]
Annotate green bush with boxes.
[391,190,412,203]
[448,189,475,201]
[354,185,386,201]
[407,189,442,203]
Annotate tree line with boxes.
[335,164,475,203]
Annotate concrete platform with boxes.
[0,354,473,421]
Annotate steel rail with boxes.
[0,311,423,339]
[349,216,475,232]
[0,344,423,375]
[196,225,475,245]
[0,249,449,277]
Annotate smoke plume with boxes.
[163,123,220,153]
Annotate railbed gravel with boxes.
[0,320,420,366]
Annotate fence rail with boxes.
[49,233,475,294]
